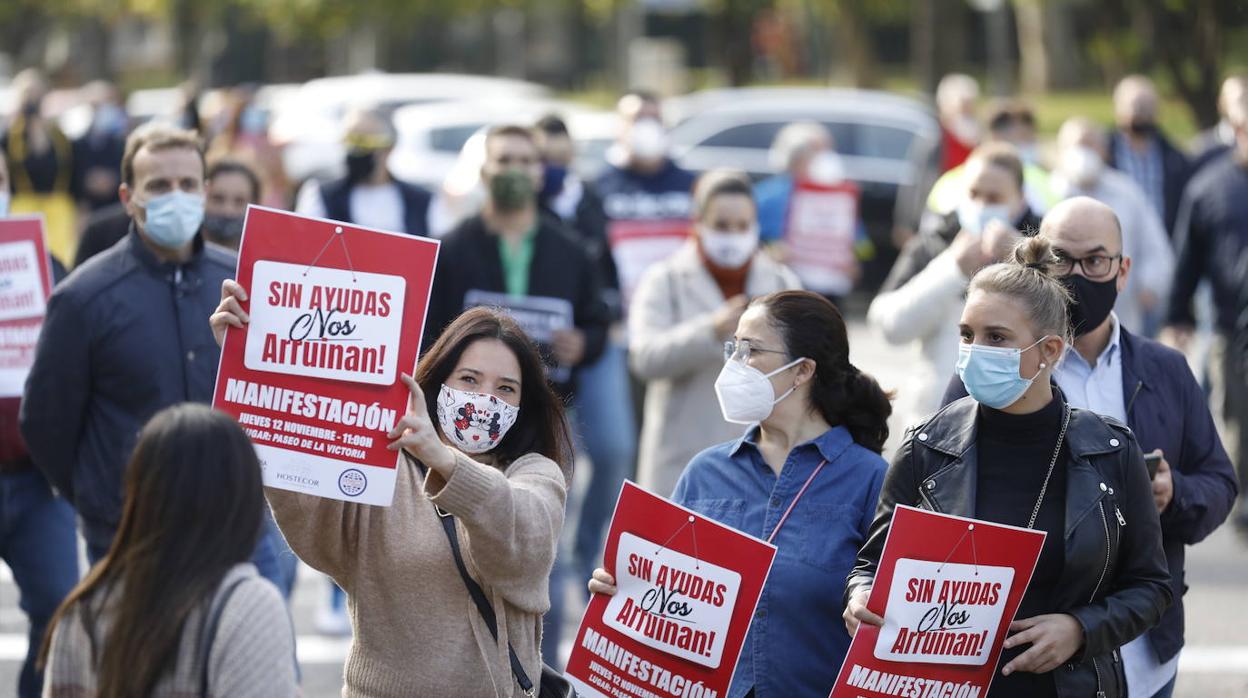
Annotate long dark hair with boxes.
[754,290,893,453]
[416,306,573,472]
[39,404,265,697]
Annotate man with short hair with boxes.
[594,90,697,310]
[943,197,1237,698]
[202,157,261,250]
[534,115,635,597]
[1051,117,1173,336]
[1191,75,1246,172]
[1108,75,1191,235]
[20,125,291,588]
[1164,89,1248,534]
[426,125,608,381]
[295,108,430,236]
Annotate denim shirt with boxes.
[671,425,887,698]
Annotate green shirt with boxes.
[497,227,538,297]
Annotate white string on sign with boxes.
[302,225,359,283]
[936,523,980,577]
[652,515,702,570]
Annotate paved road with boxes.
[0,319,1243,695]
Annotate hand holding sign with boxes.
[210,279,250,347]
[843,587,884,637]
[1000,613,1083,676]
[386,373,456,478]
[588,567,618,596]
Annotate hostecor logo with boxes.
[338,468,367,497]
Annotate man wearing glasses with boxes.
[943,197,1237,698]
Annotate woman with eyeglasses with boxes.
[592,289,893,697]
[629,169,800,498]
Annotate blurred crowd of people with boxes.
[0,63,1244,698]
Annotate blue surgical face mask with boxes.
[539,164,568,201]
[956,336,1051,409]
[140,190,204,249]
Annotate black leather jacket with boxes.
[846,396,1172,698]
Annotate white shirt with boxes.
[294,179,407,234]
[1052,169,1175,334]
[1054,314,1179,695]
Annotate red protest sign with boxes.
[212,206,439,506]
[0,216,53,398]
[608,219,689,308]
[566,481,777,698]
[783,179,859,297]
[830,505,1046,698]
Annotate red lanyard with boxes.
[765,459,828,544]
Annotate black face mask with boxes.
[1062,274,1119,337]
[202,213,245,240]
[1128,119,1156,137]
[345,150,378,184]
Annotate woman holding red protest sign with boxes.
[593,289,892,697]
[212,289,573,698]
[845,237,1171,698]
[630,169,800,499]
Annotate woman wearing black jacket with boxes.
[845,236,1171,698]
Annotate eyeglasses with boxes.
[1053,251,1122,280]
[723,339,788,362]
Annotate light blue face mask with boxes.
[141,190,204,249]
[956,200,1012,236]
[956,336,1050,409]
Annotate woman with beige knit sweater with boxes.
[211,289,573,698]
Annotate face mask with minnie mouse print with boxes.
[436,384,520,454]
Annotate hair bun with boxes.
[1011,236,1060,277]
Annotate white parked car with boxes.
[388,98,617,189]
[663,87,941,289]
[270,72,551,183]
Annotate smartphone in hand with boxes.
[1144,452,1163,480]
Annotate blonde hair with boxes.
[968,236,1072,341]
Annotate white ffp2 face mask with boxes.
[700,225,759,269]
[713,356,805,425]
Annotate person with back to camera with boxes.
[39,404,297,698]
[593,289,892,697]
[845,237,1172,697]
[211,289,572,697]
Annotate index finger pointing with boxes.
[401,373,427,411]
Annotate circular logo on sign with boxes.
[338,469,367,497]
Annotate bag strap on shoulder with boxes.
[198,575,250,698]
[437,508,536,697]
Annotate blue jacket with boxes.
[941,328,1238,662]
[20,228,235,551]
